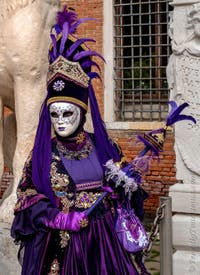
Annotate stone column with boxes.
[167,1,200,274]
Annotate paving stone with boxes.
[0,223,21,275]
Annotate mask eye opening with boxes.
[63,111,74,118]
[50,112,58,118]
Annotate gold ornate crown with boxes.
[47,55,90,88]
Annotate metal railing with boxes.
[143,196,173,275]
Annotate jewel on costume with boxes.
[53,80,65,91]
[79,218,89,228]
[76,131,86,144]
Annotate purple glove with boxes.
[42,211,87,232]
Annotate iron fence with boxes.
[113,0,172,121]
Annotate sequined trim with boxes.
[59,230,71,248]
[48,259,60,275]
[14,188,38,211]
[16,188,37,198]
[51,161,70,196]
[51,152,75,213]
[143,132,164,151]
[76,132,86,144]
[76,181,103,191]
[57,139,93,160]
[47,55,89,88]
[60,196,74,213]
[75,191,103,209]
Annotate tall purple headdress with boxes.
[32,6,121,205]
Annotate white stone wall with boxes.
[168,1,200,274]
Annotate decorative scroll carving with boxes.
[167,4,200,184]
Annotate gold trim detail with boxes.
[14,188,38,211]
[47,55,89,88]
[144,132,165,151]
[16,188,37,198]
[56,138,93,160]
[47,96,88,111]
[79,218,89,228]
[48,258,60,275]
[59,230,71,248]
[76,132,86,144]
[115,156,127,169]
[51,160,70,196]
[75,191,103,209]
[60,197,74,213]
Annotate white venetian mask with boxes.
[49,102,81,137]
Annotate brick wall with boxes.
[0,108,14,199]
[0,1,177,215]
[0,167,13,199]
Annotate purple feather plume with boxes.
[81,60,101,72]
[70,18,97,34]
[59,22,69,55]
[50,34,57,61]
[166,101,196,126]
[49,51,54,63]
[56,6,77,34]
[66,38,95,58]
[168,100,177,117]
[49,5,104,75]
[73,51,106,62]
[88,72,101,80]
[53,24,62,36]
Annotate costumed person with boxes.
[11,7,196,275]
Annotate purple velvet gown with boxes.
[11,136,140,275]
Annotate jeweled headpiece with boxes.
[46,7,104,110]
[47,56,90,89]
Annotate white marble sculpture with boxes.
[0,0,59,222]
[167,2,200,274]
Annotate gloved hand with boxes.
[42,211,87,232]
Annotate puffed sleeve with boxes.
[11,151,59,243]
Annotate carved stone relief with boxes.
[167,3,200,184]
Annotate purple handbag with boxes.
[115,206,148,253]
